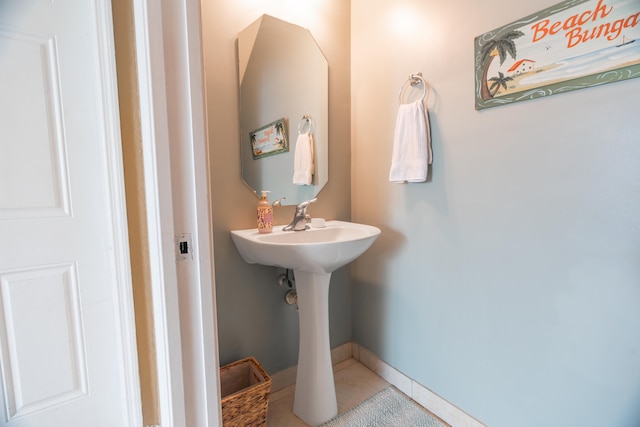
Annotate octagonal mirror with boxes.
[237,14,328,205]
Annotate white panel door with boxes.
[0,1,141,426]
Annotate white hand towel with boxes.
[389,99,432,183]
[293,132,315,185]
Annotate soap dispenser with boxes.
[257,190,273,233]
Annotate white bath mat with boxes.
[319,386,448,427]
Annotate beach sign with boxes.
[474,0,640,109]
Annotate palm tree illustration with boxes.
[480,30,524,100]
[275,121,284,138]
[488,72,513,97]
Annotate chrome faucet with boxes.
[283,198,317,231]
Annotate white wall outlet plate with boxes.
[175,233,193,262]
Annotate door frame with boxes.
[96,1,146,424]
[132,0,221,426]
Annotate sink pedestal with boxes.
[292,271,337,426]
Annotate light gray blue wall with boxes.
[351,1,640,427]
[205,1,640,425]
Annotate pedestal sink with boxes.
[230,220,380,425]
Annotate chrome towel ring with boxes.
[398,72,430,104]
[297,114,314,134]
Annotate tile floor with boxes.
[267,358,390,426]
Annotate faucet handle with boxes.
[272,196,285,207]
[297,198,317,210]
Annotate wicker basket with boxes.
[220,357,271,427]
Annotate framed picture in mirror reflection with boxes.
[250,118,289,160]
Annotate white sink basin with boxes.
[230,220,381,274]
[230,220,380,425]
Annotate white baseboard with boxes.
[270,342,487,427]
[354,344,487,427]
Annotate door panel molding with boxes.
[0,27,71,219]
[0,262,87,421]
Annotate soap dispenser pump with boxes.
[257,190,273,233]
